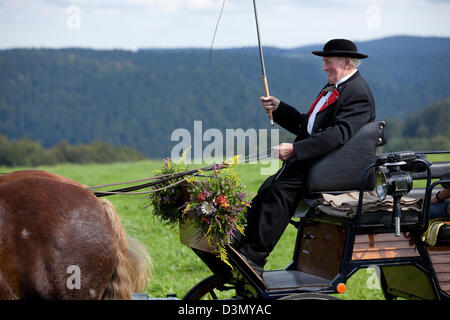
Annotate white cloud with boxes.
[0,0,449,49]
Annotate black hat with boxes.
[312,39,368,59]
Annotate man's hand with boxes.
[260,96,280,113]
[274,143,295,161]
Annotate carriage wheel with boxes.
[183,275,220,300]
[278,293,341,300]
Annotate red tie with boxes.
[307,87,340,119]
[306,91,326,119]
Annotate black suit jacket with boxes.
[273,70,376,163]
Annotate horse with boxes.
[0,170,151,299]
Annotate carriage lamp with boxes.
[375,168,413,200]
[375,167,413,237]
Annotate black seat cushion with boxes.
[437,224,450,245]
[307,120,387,193]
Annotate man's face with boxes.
[322,57,348,84]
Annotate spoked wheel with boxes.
[183,275,220,300]
[278,293,341,300]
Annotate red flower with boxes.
[227,216,237,223]
[197,192,206,202]
[216,195,229,208]
[202,217,210,225]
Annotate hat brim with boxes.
[312,50,368,59]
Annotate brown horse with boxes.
[0,170,151,299]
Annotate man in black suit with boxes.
[234,39,376,276]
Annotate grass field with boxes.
[1,153,448,300]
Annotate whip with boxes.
[252,0,274,126]
[209,0,274,126]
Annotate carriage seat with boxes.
[306,120,387,193]
[293,120,387,219]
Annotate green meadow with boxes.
[1,153,448,300]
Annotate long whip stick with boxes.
[252,0,274,126]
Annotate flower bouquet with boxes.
[180,164,251,266]
[149,158,251,266]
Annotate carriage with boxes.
[154,120,450,301]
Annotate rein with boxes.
[89,150,275,198]
[90,164,220,197]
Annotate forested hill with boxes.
[385,99,450,152]
[1,36,449,158]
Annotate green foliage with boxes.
[148,158,189,225]
[402,99,450,138]
[1,36,449,159]
[384,99,450,152]
[0,135,145,166]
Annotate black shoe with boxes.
[230,232,244,250]
[235,250,264,278]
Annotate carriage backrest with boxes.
[306,120,387,193]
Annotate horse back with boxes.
[0,176,117,299]
[0,170,83,187]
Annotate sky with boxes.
[0,0,449,50]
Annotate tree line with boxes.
[384,99,450,152]
[0,136,145,167]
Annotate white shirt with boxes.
[307,70,357,134]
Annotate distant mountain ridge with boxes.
[262,36,450,57]
[1,36,449,158]
[140,36,450,55]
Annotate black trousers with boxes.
[236,157,312,266]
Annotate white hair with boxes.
[349,58,360,68]
[338,57,360,68]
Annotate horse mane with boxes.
[100,199,152,299]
